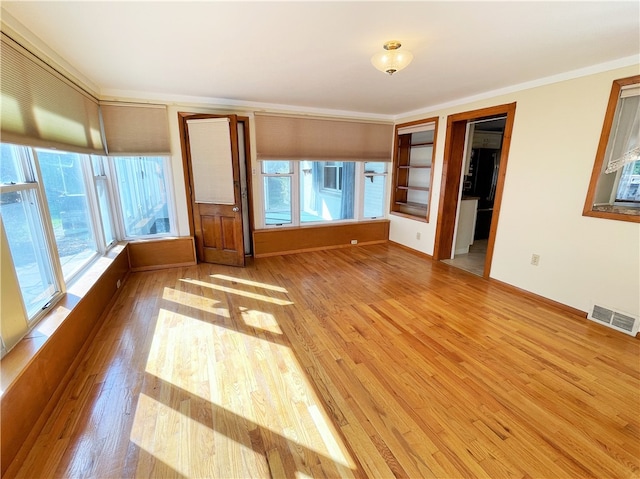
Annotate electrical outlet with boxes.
[416,232,421,240]
[530,254,540,266]
[351,239,358,245]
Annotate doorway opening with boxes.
[433,103,516,278]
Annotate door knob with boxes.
[232,206,240,212]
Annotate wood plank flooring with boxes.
[7,243,640,478]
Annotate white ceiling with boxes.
[2,1,639,118]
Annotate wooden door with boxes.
[183,115,245,266]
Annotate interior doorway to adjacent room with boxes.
[433,103,516,278]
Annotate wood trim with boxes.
[127,237,196,271]
[238,116,255,255]
[253,221,390,257]
[433,102,517,280]
[1,246,130,476]
[488,277,588,319]
[433,118,467,260]
[389,211,429,223]
[390,117,439,222]
[582,75,640,224]
[178,112,248,265]
[483,103,517,277]
[177,112,196,237]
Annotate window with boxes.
[0,143,178,357]
[363,162,388,219]
[262,161,293,226]
[91,156,116,247]
[300,161,355,223]
[391,118,438,221]
[36,148,98,279]
[112,156,175,238]
[322,162,343,191]
[260,161,387,227]
[584,75,640,222]
[0,144,62,332]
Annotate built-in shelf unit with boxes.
[391,118,438,220]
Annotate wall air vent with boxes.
[588,304,639,336]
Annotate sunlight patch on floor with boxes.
[179,278,293,306]
[211,274,289,293]
[130,393,262,478]
[140,301,356,476]
[239,307,283,335]
[162,287,229,317]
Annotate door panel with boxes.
[184,115,245,266]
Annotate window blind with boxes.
[255,113,393,161]
[100,102,171,156]
[187,118,235,204]
[0,33,104,154]
[604,88,639,174]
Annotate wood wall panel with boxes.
[0,248,130,476]
[127,237,197,272]
[253,221,389,257]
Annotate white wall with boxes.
[391,64,640,316]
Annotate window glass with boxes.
[0,143,25,184]
[1,190,57,318]
[364,162,387,174]
[363,162,387,219]
[615,160,640,202]
[113,156,173,237]
[300,161,355,223]
[322,162,343,191]
[264,176,292,225]
[37,149,97,279]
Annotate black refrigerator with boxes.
[462,148,500,240]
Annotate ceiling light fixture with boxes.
[371,40,413,75]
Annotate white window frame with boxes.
[90,156,119,249]
[258,160,389,228]
[109,155,178,240]
[360,161,389,220]
[262,160,295,227]
[33,148,101,284]
[0,144,66,357]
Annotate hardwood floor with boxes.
[7,243,639,478]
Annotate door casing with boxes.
[433,103,516,277]
[178,112,254,266]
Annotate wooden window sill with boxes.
[0,243,128,397]
[584,204,640,223]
